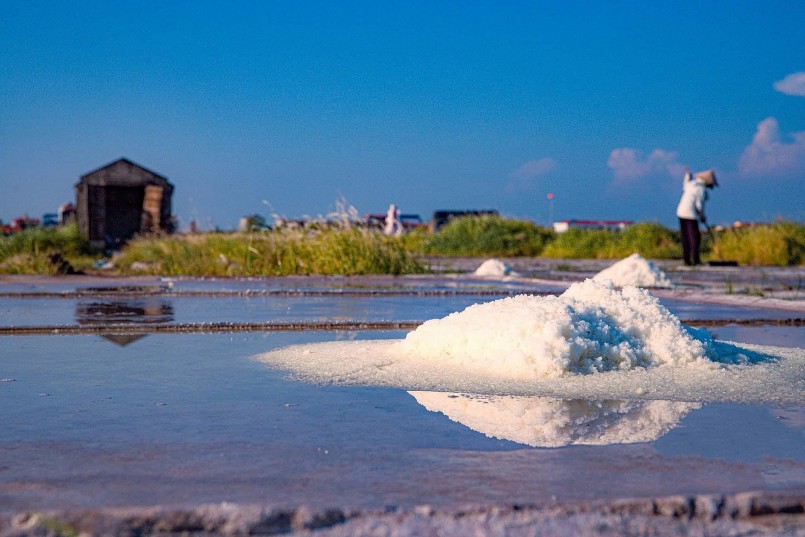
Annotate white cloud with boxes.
[773,72,805,97]
[738,117,805,178]
[607,148,685,184]
[506,157,557,191]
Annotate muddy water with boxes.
[0,276,803,513]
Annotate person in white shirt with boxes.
[384,204,403,237]
[675,168,717,266]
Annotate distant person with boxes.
[675,168,717,266]
[384,204,403,237]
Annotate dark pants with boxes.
[679,218,701,266]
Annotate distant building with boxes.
[75,158,174,249]
[58,202,76,226]
[552,219,632,233]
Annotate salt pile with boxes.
[410,393,700,447]
[256,279,804,405]
[474,258,518,277]
[592,253,672,288]
[399,279,732,379]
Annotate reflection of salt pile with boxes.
[474,258,518,277]
[399,279,740,379]
[592,253,672,288]
[410,392,700,447]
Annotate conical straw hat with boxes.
[695,170,718,187]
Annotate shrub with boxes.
[420,215,555,256]
[114,228,425,276]
[540,222,682,259]
[0,225,95,274]
[710,222,805,266]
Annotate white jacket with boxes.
[676,171,708,221]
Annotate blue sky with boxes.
[2,1,804,229]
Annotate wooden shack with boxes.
[75,158,174,249]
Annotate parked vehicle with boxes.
[42,213,59,227]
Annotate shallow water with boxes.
[1,329,804,513]
[0,275,803,513]
[0,292,799,329]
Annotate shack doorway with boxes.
[104,186,145,243]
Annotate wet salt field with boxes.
[0,272,803,516]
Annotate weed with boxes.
[114,228,425,276]
[540,222,682,259]
[709,222,805,266]
[419,215,554,256]
[0,225,97,274]
[39,515,79,537]
[743,286,766,298]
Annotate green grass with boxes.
[709,222,805,266]
[0,224,96,274]
[2,219,801,276]
[419,215,554,256]
[540,222,683,259]
[114,227,425,276]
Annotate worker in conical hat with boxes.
[694,169,718,187]
[675,168,717,266]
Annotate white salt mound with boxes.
[257,340,803,404]
[474,258,518,277]
[398,279,731,379]
[256,278,804,405]
[410,392,700,447]
[592,253,672,288]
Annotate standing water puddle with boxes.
[0,275,803,513]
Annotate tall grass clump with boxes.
[420,215,555,256]
[114,228,425,276]
[710,222,805,266]
[0,225,94,274]
[540,222,682,259]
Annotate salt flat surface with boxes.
[1,272,803,516]
[258,280,804,404]
[2,330,804,513]
[592,253,672,288]
[257,339,804,405]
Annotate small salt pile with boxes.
[397,279,728,379]
[473,258,518,277]
[592,253,672,288]
[410,392,700,447]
